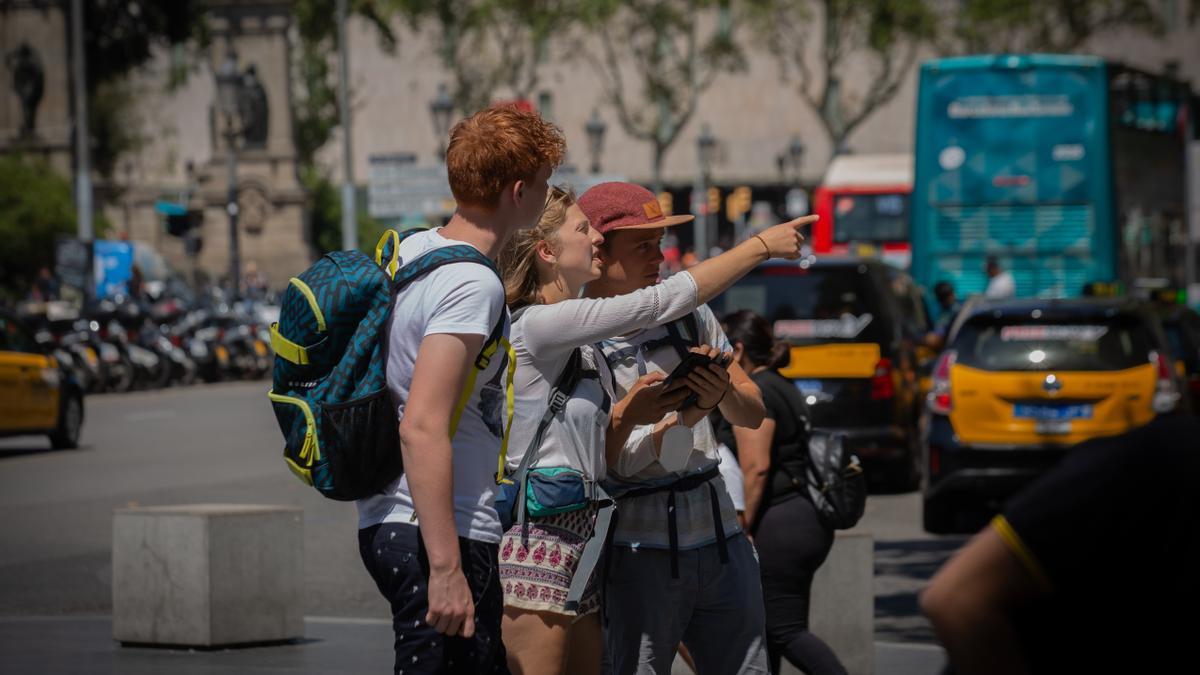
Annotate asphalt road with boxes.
[0,381,957,672]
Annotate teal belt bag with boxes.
[525,467,590,518]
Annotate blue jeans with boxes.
[603,534,769,675]
[358,522,508,675]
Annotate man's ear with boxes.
[510,179,526,208]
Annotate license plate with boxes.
[794,379,824,393]
[1013,403,1093,420]
[1035,420,1072,435]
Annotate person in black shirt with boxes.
[715,310,848,675]
[920,416,1200,675]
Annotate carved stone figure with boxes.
[6,43,44,137]
[238,64,268,148]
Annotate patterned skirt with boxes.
[498,503,601,619]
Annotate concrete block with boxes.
[808,529,875,675]
[112,504,303,647]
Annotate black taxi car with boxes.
[713,257,930,490]
[0,309,84,449]
[921,297,1186,534]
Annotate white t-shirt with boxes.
[356,229,511,544]
[596,304,742,550]
[985,271,1016,299]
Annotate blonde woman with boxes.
[497,184,813,675]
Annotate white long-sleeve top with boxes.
[505,271,700,482]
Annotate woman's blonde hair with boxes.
[498,185,576,308]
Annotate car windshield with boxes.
[952,315,1154,371]
[832,192,909,243]
[712,265,888,345]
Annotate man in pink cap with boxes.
[580,182,771,674]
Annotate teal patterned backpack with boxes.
[267,230,507,501]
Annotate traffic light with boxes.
[726,186,752,221]
[165,210,202,237]
[657,191,674,216]
[707,187,720,215]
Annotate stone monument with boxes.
[194,0,312,290]
[0,1,73,175]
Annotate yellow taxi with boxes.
[921,297,1186,533]
[713,258,930,490]
[0,310,84,449]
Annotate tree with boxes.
[400,0,580,115]
[0,157,80,298]
[293,0,403,167]
[80,0,209,177]
[587,0,745,191]
[303,166,388,255]
[948,0,1162,54]
[293,0,407,252]
[746,0,937,158]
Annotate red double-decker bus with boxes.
[812,154,913,269]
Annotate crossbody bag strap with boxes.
[513,347,584,532]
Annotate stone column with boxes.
[196,0,312,291]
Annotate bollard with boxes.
[112,504,303,647]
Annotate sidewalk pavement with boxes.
[0,615,946,675]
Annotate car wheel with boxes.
[49,394,84,450]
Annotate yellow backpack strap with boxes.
[269,322,309,365]
[494,335,518,484]
[375,229,402,280]
[449,338,498,437]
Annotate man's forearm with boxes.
[718,381,764,428]
[606,402,637,466]
[399,426,461,571]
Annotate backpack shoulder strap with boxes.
[374,228,425,280]
[391,243,500,292]
[663,310,701,360]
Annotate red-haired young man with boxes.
[357,105,564,675]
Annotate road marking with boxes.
[123,410,178,422]
[875,640,944,652]
[305,616,392,626]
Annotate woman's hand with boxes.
[615,372,690,426]
[682,345,732,410]
[753,214,817,260]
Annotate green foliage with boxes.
[0,157,78,297]
[745,0,937,151]
[392,0,584,115]
[302,167,388,256]
[293,0,403,167]
[949,0,1161,53]
[587,0,746,188]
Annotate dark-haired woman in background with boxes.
[714,310,847,675]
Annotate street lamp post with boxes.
[695,123,717,259]
[787,134,806,184]
[215,45,244,297]
[429,83,454,161]
[585,109,607,174]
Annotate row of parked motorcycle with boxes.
[19,291,278,394]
